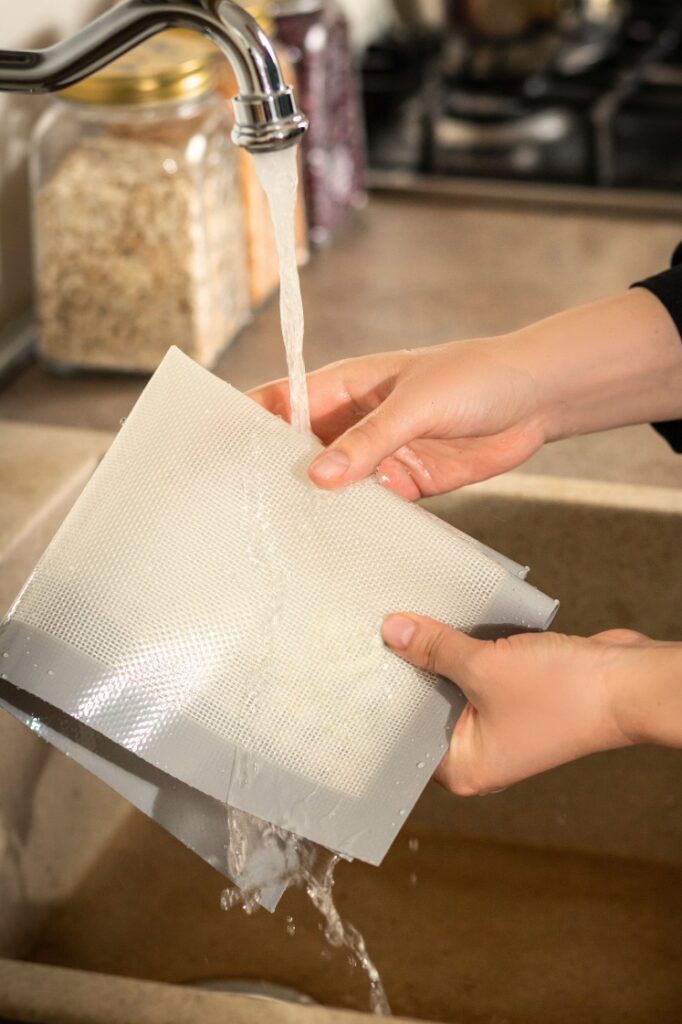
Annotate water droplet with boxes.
[33,663,38,669]
[47,669,55,677]
[408,837,419,854]
[220,888,239,911]
[119,417,126,426]
[409,872,418,887]
[286,914,296,937]
[416,761,425,769]
[2,652,7,658]
[399,809,406,816]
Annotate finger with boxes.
[434,755,504,798]
[309,392,423,489]
[248,377,292,420]
[591,628,650,646]
[376,455,423,501]
[248,353,403,443]
[249,376,361,445]
[376,438,500,501]
[436,710,511,797]
[249,363,352,422]
[381,613,482,693]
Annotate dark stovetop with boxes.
[361,1,682,195]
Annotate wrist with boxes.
[607,643,682,748]
[506,289,682,443]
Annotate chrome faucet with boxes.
[0,0,308,151]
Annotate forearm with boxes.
[508,288,682,442]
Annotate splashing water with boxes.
[221,807,390,1015]
[304,850,391,1016]
[253,148,310,436]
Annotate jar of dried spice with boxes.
[30,32,250,373]
[272,0,367,248]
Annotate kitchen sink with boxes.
[1,471,680,1024]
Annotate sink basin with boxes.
[1,471,680,1024]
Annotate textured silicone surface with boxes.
[0,347,557,866]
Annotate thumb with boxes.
[381,613,483,700]
[309,393,419,489]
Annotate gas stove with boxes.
[362,1,682,207]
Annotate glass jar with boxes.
[218,3,309,308]
[272,0,367,248]
[30,32,250,373]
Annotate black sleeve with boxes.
[632,241,682,452]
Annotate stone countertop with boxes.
[1,193,681,489]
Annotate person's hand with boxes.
[380,614,682,794]
[250,339,548,499]
[249,289,682,500]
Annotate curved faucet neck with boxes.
[0,0,308,151]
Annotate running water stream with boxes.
[253,148,311,436]
[220,148,390,1016]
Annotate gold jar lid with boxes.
[241,3,274,35]
[61,31,217,107]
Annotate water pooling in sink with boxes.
[219,147,391,1015]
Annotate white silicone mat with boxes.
[0,347,557,865]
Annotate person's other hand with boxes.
[380,615,682,794]
[250,289,682,499]
[249,339,546,499]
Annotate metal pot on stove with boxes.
[393,1,625,77]
[446,1,623,38]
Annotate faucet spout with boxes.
[0,0,308,151]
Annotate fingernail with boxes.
[382,615,417,650]
[311,449,350,482]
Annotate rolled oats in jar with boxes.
[31,31,250,373]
